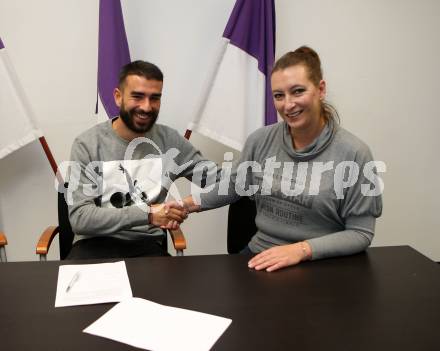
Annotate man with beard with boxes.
[66,61,210,259]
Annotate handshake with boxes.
[148,196,200,230]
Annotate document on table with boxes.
[83,297,232,351]
[55,261,132,307]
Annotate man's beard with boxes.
[119,105,158,134]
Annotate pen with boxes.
[65,271,80,293]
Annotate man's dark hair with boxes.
[118,60,163,88]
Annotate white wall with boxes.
[0,0,439,261]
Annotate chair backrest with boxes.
[58,185,75,260]
[227,197,257,253]
[57,183,169,259]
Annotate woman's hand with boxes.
[248,242,312,272]
[182,195,201,213]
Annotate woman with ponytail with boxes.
[181,46,382,272]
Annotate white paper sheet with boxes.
[55,261,133,307]
[83,297,232,351]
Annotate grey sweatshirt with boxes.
[68,119,209,241]
[201,121,383,260]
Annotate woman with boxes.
[183,46,382,272]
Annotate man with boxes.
[67,60,209,259]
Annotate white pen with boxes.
[65,271,80,293]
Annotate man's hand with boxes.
[247,242,312,272]
[149,202,188,230]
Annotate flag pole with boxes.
[184,129,192,140]
[39,136,64,184]
[38,136,57,174]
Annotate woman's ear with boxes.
[318,80,326,100]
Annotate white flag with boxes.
[0,37,42,159]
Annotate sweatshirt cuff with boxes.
[125,204,150,227]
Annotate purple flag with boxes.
[223,0,277,126]
[97,0,131,118]
[188,0,276,150]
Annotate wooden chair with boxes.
[36,187,186,260]
[0,231,8,262]
[227,197,257,253]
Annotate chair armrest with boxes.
[0,231,7,262]
[36,226,59,255]
[0,231,7,246]
[169,228,186,251]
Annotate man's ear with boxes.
[114,87,122,107]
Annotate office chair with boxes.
[36,185,186,260]
[0,231,8,262]
[227,196,257,253]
